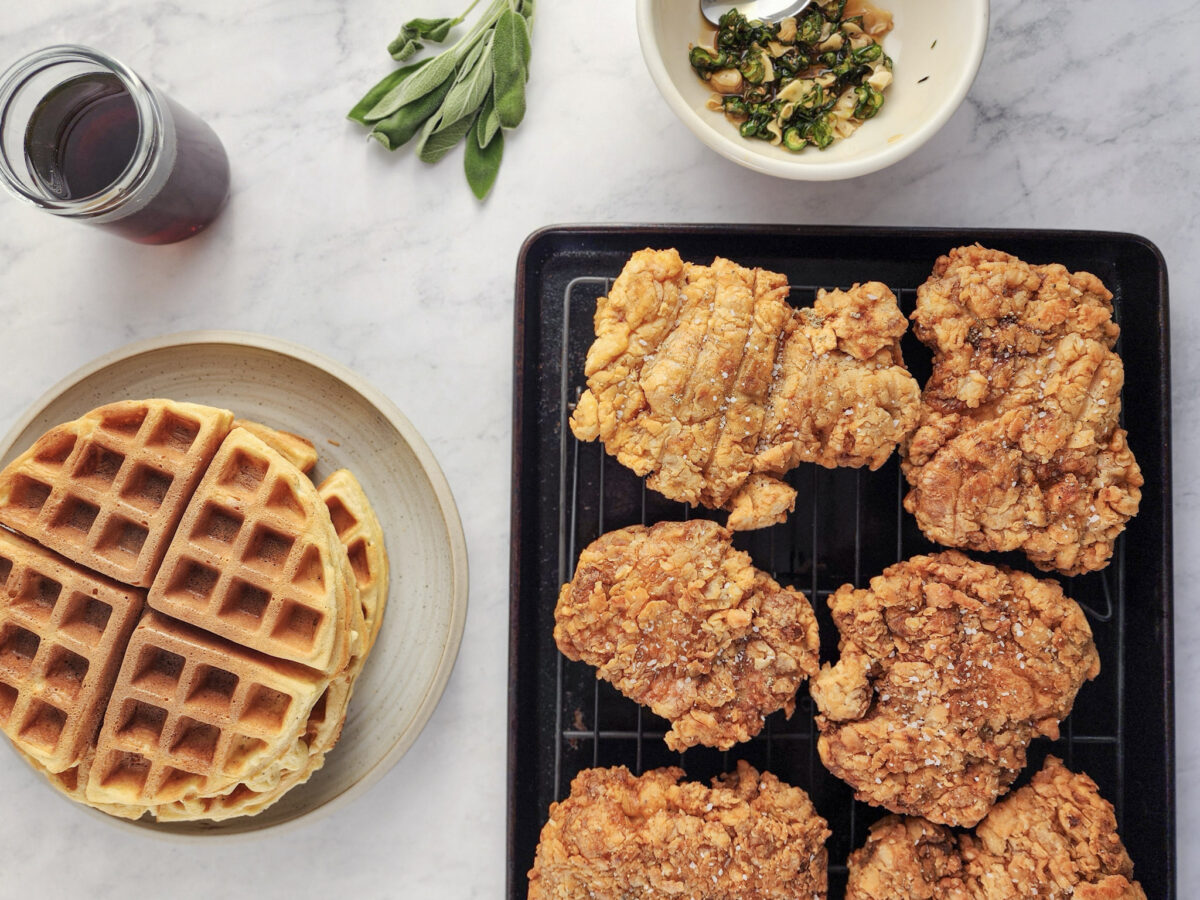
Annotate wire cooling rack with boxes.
[508,227,1172,899]
[554,276,1126,889]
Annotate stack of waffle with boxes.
[0,399,388,822]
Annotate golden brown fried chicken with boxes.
[554,519,819,751]
[902,245,1143,575]
[528,762,830,900]
[961,757,1146,898]
[811,551,1099,827]
[845,757,1146,899]
[570,248,921,530]
[845,816,967,899]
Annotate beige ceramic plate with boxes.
[0,331,469,837]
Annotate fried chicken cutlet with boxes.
[811,551,1099,827]
[528,762,830,900]
[902,245,1143,575]
[845,757,1146,899]
[554,519,819,751]
[569,248,921,530]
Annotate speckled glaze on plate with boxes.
[0,331,469,838]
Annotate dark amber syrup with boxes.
[24,72,228,244]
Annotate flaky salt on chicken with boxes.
[554,519,819,751]
[845,815,967,898]
[811,551,1099,828]
[528,762,830,900]
[569,248,921,530]
[902,245,1143,575]
[845,757,1146,899]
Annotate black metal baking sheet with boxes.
[508,225,1173,898]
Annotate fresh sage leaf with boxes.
[454,28,491,83]
[491,9,525,84]
[348,58,432,124]
[492,9,528,127]
[416,111,476,163]
[350,0,535,196]
[465,114,503,199]
[366,48,457,121]
[439,36,494,129]
[389,38,422,62]
[370,74,454,149]
[494,75,524,128]
[514,10,533,78]
[389,16,461,60]
[407,16,460,42]
[477,90,500,147]
[418,17,459,41]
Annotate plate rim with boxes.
[0,329,470,839]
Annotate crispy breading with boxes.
[554,519,820,751]
[754,283,920,480]
[845,757,1146,899]
[961,757,1145,898]
[845,816,967,899]
[528,762,830,900]
[902,245,1143,575]
[811,551,1099,827]
[569,248,921,530]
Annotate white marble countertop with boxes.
[0,0,1194,896]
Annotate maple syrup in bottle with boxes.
[0,45,229,244]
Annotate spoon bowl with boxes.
[699,0,813,26]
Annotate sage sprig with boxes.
[349,0,534,199]
[389,16,462,61]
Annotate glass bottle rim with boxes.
[0,44,163,217]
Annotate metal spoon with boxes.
[699,0,814,27]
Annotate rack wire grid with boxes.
[548,275,1128,895]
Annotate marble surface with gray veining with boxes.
[0,0,1194,896]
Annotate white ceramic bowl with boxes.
[0,332,469,837]
[636,0,989,180]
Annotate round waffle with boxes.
[0,401,386,822]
